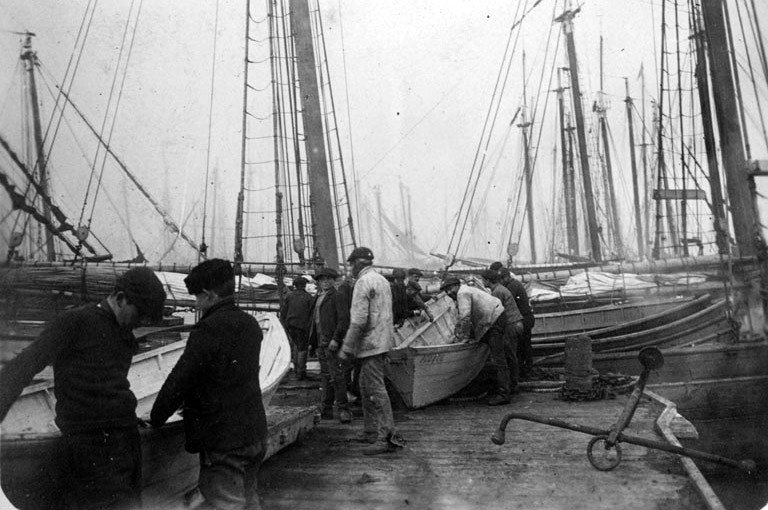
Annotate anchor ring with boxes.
[587,435,622,471]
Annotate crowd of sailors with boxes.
[0,247,534,510]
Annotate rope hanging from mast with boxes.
[199,0,222,262]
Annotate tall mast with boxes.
[624,78,645,259]
[290,0,339,269]
[597,35,622,259]
[700,0,758,256]
[234,1,251,267]
[555,6,601,262]
[653,1,681,258]
[520,51,536,263]
[21,33,56,262]
[640,65,650,255]
[692,5,728,255]
[556,68,578,254]
[566,114,579,254]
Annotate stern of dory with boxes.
[0,312,291,510]
[385,294,489,409]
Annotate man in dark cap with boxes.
[280,275,313,380]
[309,267,352,423]
[481,269,523,397]
[497,266,535,377]
[403,267,435,322]
[390,268,410,326]
[0,266,166,509]
[151,258,267,510]
[338,247,404,455]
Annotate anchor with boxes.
[491,346,756,473]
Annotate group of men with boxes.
[0,260,268,510]
[0,247,534,509]
[280,247,406,456]
[439,262,535,406]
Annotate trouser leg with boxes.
[317,346,334,417]
[505,321,523,392]
[287,328,309,379]
[63,426,142,510]
[329,356,349,409]
[485,318,511,399]
[359,355,395,441]
[198,443,264,510]
[520,314,535,372]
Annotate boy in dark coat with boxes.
[309,267,352,422]
[151,259,267,510]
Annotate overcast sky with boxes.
[1,0,767,268]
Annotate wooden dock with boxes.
[258,384,711,510]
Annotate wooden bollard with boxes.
[564,334,594,392]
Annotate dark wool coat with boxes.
[308,286,351,348]
[0,300,139,432]
[150,297,267,453]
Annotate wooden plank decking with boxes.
[258,385,705,510]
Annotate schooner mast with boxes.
[555,5,602,262]
[556,68,579,256]
[21,33,56,262]
[700,0,759,257]
[290,0,339,269]
[519,51,536,264]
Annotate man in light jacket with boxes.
[441,275,512,405]
[339,247,404,455]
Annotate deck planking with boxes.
[258,385,704,510]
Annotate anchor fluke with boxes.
[491,428,506,445]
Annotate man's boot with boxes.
[488,364,511,406]
[337,405,352,424]
[297,350,308,380]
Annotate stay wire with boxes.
[448,0,528,259]
[85,0,145,245]
[200,0,221,262]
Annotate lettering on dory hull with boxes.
[418,353,444,365]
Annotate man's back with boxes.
[151,298,267,452]
[456,285,504,340]
[490,283,522,324]
[0,301,139,432]
[281,288,313,329]
[505,277,532,316]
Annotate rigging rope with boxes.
[82,0,145,260]
[447,0,528,260]
[54,89,201,255]
[733,0,768,152]
[39,0,98,189]
[200,0,221,261]
[336,0,361,247]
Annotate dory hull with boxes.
[533,295,699,338]
[385,295,490,409]
[385,342,490,409]
[0,313,291,510]
[533,299,734,359]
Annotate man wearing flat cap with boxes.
[338,247,404,455]
[151,258,267,510]
[280,275,313,380]
[309,267,352,423]
[441,274,513,405]
[0,266,167,509]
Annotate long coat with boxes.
[150,297,267,454]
